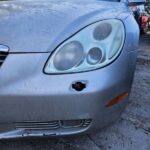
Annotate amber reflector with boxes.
[106,92,128,107]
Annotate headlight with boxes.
[53,41,84,71]
[44,19,125,74]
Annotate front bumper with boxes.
[0,46,137,139]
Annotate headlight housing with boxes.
[44,19,125,74]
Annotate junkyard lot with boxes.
[0,34,149,150]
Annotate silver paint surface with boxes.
[0,0,129,53]
[0,0,139,139]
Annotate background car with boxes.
[130,1,150,34]
[140,11,150,33]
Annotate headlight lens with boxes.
[53,41,84,71]
[93,22,112,40]
[87,47,103,65]
[44,19,125,74]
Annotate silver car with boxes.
[0,0,139,139]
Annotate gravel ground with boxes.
[0,34,150,150]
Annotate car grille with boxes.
[14,119,92,131]
[15,121,60,130]
[0,50,8,66]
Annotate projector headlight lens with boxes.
[87,47,103,65]
[93,22,112,40]
[53,41,84,71]
[44,19,125,74]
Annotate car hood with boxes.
[0,0,129,53]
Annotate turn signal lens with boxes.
[106,92,128,107]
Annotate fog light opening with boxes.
[106,92,129,107]
[72,82,86,92]
[61,120,83,128]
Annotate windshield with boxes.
[0,0,120,1]
[99,0,120,1]
[103,0,120,2]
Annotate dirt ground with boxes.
[0,34,150,150]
